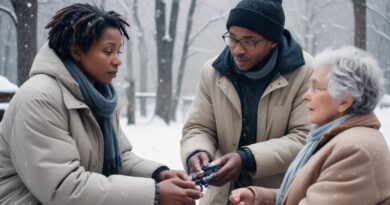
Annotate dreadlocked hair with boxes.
[45,3,129,60]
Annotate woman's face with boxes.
[303,65,346,126]
[71,27,123,84]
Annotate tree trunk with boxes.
[126,80,136,124]
[171,0,197,120]
[126,27,136,124]
[132,0,149,117]
[352,0,366,50]
[11,0,37,86]
[0,15,3,75]
[3,26,13,79]
[154,0,180,124]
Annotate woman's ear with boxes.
[338,95,354,113]
[70,45,82,61]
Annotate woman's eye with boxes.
[104,50,113,55]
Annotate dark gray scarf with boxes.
[234,47,278,80]
[64,60,121,176]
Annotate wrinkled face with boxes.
[228,26,277,71]
[71,27,123,84]
[303,65,345,126]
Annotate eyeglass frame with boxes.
[222,32,265,50]
[306,81,328,93]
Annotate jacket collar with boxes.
[217,73,288,115]
[212,29,305,77]
[316,112,381,151]
[30,42,84,102]
[30,43,125,113]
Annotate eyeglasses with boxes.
[222,32,265,50]
[307,81,327,93]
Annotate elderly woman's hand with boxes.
[229,188,255,205]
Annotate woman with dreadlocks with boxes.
[0,3,202,205]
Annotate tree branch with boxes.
[366,3,390,25]
[117,0,130,14]
[367,25,390,41]
[188,11,227,45]
[0,5,17,26]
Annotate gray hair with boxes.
[312,46,385,115]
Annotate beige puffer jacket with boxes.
[0,43,163,205]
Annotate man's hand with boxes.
[159,178,203,205]
[210,152,242,186]
[229,188,255,205]
[187,151,211,174]
[157,170,191,182]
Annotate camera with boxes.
[191,164,220,191]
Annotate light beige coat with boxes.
[0,43,164,205]
[250,113,390,205]
[181,52,313,205]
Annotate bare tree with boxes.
[0,4,17,79]
[126,39,136,124]
[352,0,366,49]
[170,2,227,120]
[287,0,345,54]
[0,5,17,26]
[170,0,197,120]
[10,0,37,86]
[117,0,136,124]
[0,15,4,75]
[132,0,150,117]
[3,25,13,78]
[366,1,390,93]
[154,0,180,123]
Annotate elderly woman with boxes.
[229,46,390,205]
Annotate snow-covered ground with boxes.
[0,75,18,93]
[122,108,390,170]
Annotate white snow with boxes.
[0,103,9,110]
[121,116,185,169]
[122,108,390,170]
[0,75,18,93]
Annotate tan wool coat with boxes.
[250,113,390,205]
[181,52,313,205]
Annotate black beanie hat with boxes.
[226,0,285,43]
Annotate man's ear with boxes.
[70,45,82,61]
[270,41,278,48]
[338,95,354,113]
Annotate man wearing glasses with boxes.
[181,0,313,204]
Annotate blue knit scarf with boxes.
[64,60,121,176]
[275,114,353,205]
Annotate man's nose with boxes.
[232,42,245,55]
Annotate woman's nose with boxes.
[113,54,122,66]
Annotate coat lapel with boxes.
[217,76,242,117]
